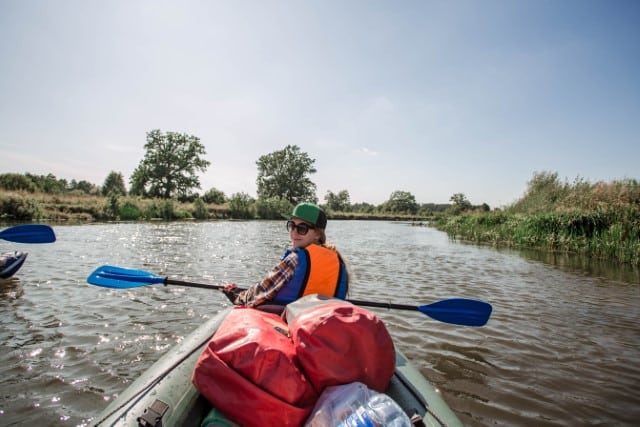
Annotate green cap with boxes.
[284,203,327,229]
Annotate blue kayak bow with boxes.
[87,265,492,327]
[0,224,56,243]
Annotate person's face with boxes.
[286,219,320,249]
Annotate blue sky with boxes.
[1,0,638,208]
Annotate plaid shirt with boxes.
[234,251,299,307]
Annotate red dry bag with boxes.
[287,296,396,393]
[192,307,317,427]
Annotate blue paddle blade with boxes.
[419,298,492,327]
[88,265,166,288]
[0,224,56,243]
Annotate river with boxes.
[0,221,638,426]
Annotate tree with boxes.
[202,187,226,204]
[73,180,98,194]
[0,173,38,192]
[450,193,472,213]
[192,198,208,219]
[129,129,210,199]
[324,190,351,212]
[382,190,418,214]
[26,173,66,194]
[351,202,376,214]
[255,197,293,220]
[228,192,255,219]
[512,171,568,213]
[256,145,317,204]
[102,171,127,196]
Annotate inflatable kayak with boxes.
[93,306,463,427]
[0,251,27,279]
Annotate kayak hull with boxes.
[0,251,27,279]
[94,308,462,427]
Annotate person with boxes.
[223,202,349,308]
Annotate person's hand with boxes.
[222,283,241,303]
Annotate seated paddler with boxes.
[223,202,349,308]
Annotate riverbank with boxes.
[0,191,430,223]
[3,176,639,267]
[432,205,640,266]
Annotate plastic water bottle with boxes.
[338,393,412,427]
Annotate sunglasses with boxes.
[286,220,315,235]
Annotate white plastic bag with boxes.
[304,382,411,427]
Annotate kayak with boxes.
[0,251,27,279]
[93,307,463,427]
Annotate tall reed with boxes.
[436,173,640,266]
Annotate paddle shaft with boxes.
[160,280,474,320]
[346,299,419,311]
[165,278,224,290]
[166,281,416,311]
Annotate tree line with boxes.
[3,130,637,265]
[1,129,484,219]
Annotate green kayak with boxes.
[93,307,463,427]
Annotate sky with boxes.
[1,0,638,209]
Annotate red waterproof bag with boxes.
[288,299,396,393]
[192,307,318,427]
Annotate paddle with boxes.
[0,224,56,244]
[87,265,492,327]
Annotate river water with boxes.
[0,221,638,426]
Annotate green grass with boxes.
[433,174,640,266]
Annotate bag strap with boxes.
[137,399,169,427]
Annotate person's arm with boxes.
[225,252,298,307]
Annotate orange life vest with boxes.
[272,244,348,304]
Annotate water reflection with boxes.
[503,246,640,284]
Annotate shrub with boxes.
[193,198,208,219]
[0,194,43,220]
[202,187,226,204]
[119,201,142,220]
[228,192,255,219]
[0,173,39,192]
[255,197,292,219]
